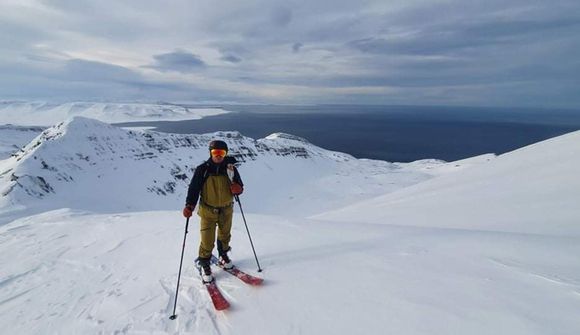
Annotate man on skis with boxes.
[182,140,244,283]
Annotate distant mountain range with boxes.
[0,101,230,126]
[0,117,446,221]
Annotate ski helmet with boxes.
[208,140,228,151]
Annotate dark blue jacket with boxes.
[185,156,243,206]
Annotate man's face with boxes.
[212,155,225,164]
[210,149,227,163]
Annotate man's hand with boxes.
[230,182,243,195]
[183,204,194,218]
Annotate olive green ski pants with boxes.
[198,204,233,259]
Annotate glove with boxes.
[183,204,194,218]
[230,182,243,195]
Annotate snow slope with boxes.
[1,208,579,334]
[315,131,580,236]
[0,120,579,334]
[0,101,230,126]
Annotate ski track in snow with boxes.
[1,209,579,334]
[0,211,240,335]
[489,257,580,289]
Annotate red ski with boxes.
[196,261,230,311]
[211,256,264,286]
[204,281,230,311]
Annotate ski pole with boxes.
[169,217,190,320]
[227,164,262,272]
[234,194,263,272]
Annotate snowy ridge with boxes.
[0,116,446,220]
[0,101,230,126]
[315,130,580,236]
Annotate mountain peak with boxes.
[12,116,123,162]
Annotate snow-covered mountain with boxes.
[0,101,230,126]
[0,116,448,222]
[1,115,579,335]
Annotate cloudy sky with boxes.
[1,0,579,107]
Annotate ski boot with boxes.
[195,257,213,283]
[217,241,234,270]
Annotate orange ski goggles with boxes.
[210,149,227,157]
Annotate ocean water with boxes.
[117,105,580,162]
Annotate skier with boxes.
[182,140,244,283]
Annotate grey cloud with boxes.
[348,16,580,56]
[41,0,95,13]
[0,14,55,52]
[221,54,242,63]
[146,50,206,73]
[40,0,165,41]
[2,0,580,108]
[226,49,580,89]
[347,36,484,56]
[64,59,142,83]
[292,43,303,53]
[0,57,222,102]
[270,6,292,27]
